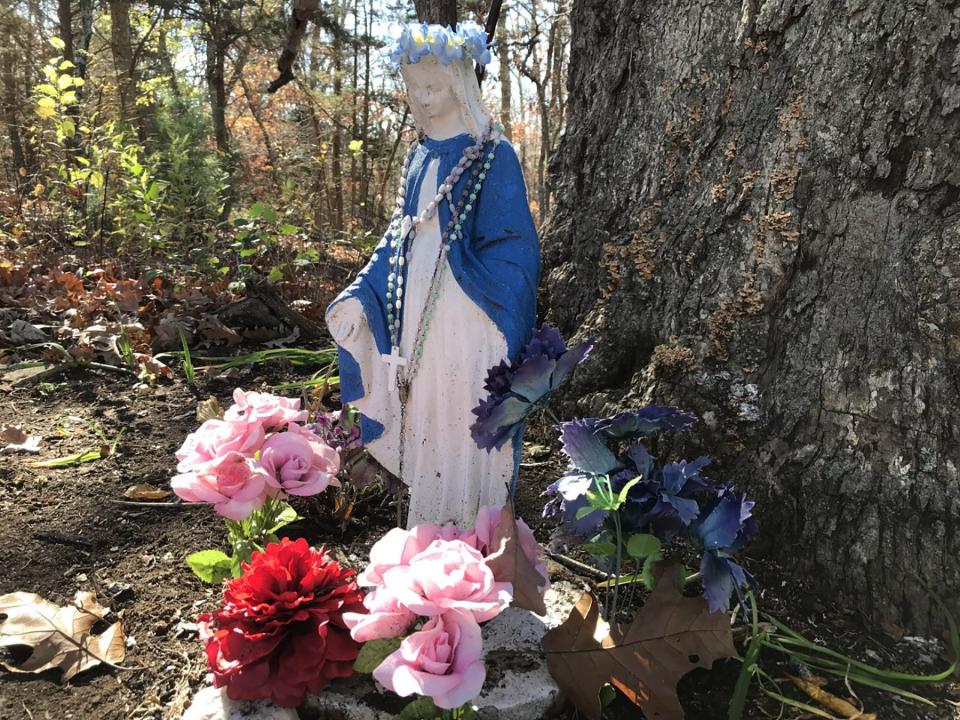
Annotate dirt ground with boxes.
[1,364,958,720]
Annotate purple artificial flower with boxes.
[587,406,699,441]
[690,489,756,613]
[470,324,594,452]
[541,473,604,535]
[559,419,620,475]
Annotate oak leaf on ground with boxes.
[0,591,126,682]
[543,562,737,720]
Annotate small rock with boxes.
[176,621,199,638]
[526,444,551,460]
[75,573,88,582]
[104,581,134,601]
[183,686,298,720]
[162,551,175,564]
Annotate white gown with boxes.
[332,158,513,528]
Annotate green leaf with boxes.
[625,533,661,560]
[186,549,234,584]
[599,682,617,708]
[396,697,443,720]
[353,638,402,673]
[278,223,298,235]
[61,118,76,139]
[575,504,598,520]
[265,502,301,535]
[57,74,74,91]
[144,181,161,201]
[36,96,57,111]
[59,91,77,106]
[35,83,58,97]
[49,36,66,50]
[616,476,642,507]
[59,60,75,70]
[348,138,364,154]
[239,246,259,258]
[247,202,277,223]
[267,265,284,283]
[584,541,618,557]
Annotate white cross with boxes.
[381,345,407,388]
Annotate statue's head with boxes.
[387,22,494,140]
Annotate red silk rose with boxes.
[198,538,366,706]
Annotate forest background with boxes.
[0,0,566,292]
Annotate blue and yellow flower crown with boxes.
[384,21,493,67]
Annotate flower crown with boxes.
[384,21,493,67]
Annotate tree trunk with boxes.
[1,33,26,183]
[57,0,74,66]
[413,0,456,25]
[497,15,512,140]
[108,0,139,134]
[542,0,960,634]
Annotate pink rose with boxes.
[176,419,264,473]
[381,539,512,623]
[472,505,550,591]
[260,431,339,497]
[225,389,308,429]
[372,609,485,709]
[358,523,470,587]
[343,587,416,642]
[171,451,267,520]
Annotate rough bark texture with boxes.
[542,0,960,633]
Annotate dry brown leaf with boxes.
[543,562,737,720]
[123,483,171,501]
[196,396,224,422]
[787,674,877,720]
[0,591,126,682]
[1,426,41,454]
[484,499,548,615]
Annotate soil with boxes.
[1,363,958,720]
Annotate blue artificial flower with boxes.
[457,21,492,65]
[689,489,756,613]
[381,21,493,68]
[587,406,699,441]
[471,324,594,452]
[426,25,465,65]
[541,473,604,534]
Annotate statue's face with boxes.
[401,57,460,125]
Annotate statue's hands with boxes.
[326,299,364,345]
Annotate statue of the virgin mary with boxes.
[325,22,540,529]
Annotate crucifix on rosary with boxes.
[381,345,407,389]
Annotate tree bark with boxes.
[542,0,960,633]
[108,0,139,134]
[413,0,456,25]
[57,0,74,66]
[496,15,512,140]
[1,28,26,182]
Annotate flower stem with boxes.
[612,511,623,620]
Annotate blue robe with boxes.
[329,132,540,447]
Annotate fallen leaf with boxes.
[196,396,224,422]
[123,484,171,501]
[0,591,126,682]
[787,674,877,719]
[1,426,42,454]
[484,499,548,615]
[543,562,737,720]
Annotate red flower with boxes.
[198,538,366,706]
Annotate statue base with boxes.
[182,582,583,720]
